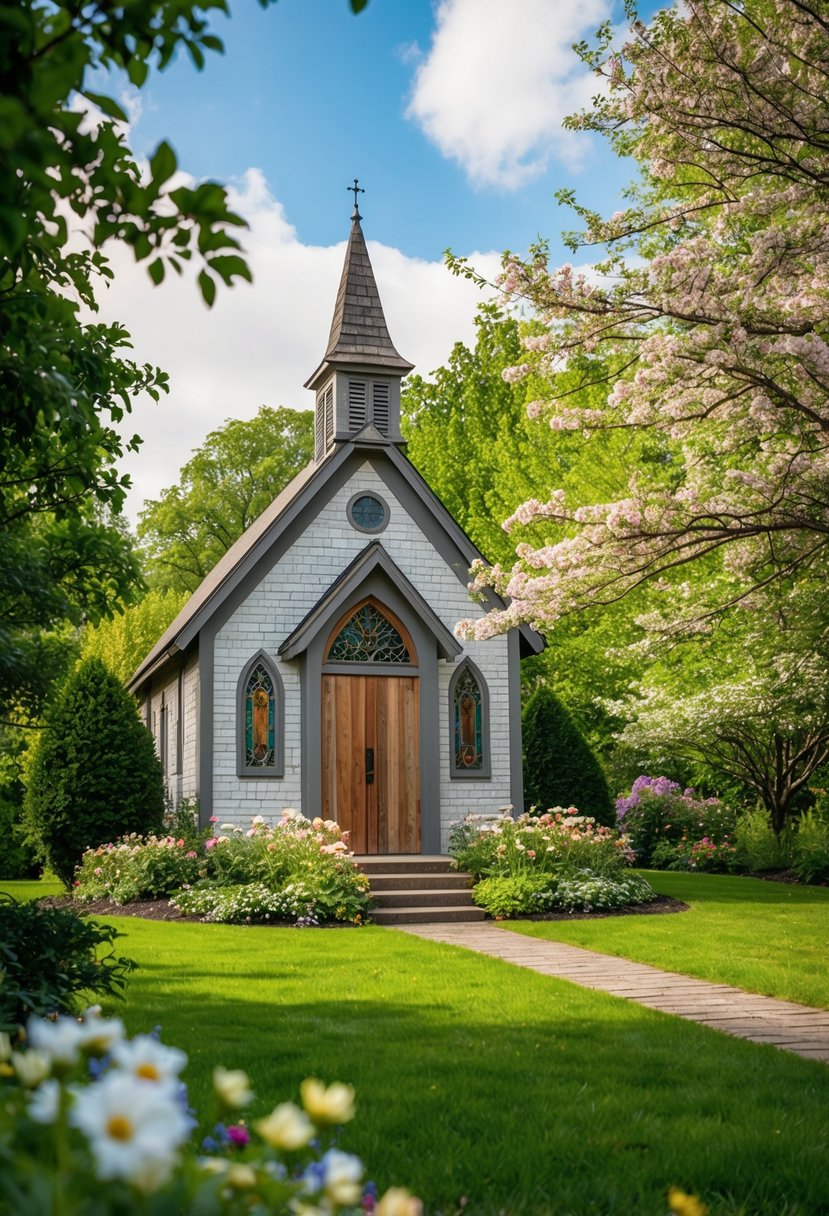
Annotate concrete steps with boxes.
[354,855,485,925]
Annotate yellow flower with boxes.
[227,1163,257,1189]
[300,1078,356,1125]
[12,1050,51,1088]
[254,1102,314,1150]
[668,1187,709,1216]
[213,1066,253,1109]
[376,1187,423,1216]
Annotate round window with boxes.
[347,493,389,534]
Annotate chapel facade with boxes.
[129,203,543,853]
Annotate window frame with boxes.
[346,490,390,535]
[236,650,285,778]
[448,658,491,780]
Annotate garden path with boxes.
[398,923,829,1064]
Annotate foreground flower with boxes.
[376,1187,424,1216]
[305,1148,362,1205]
[668,1188,709,1216]
[254,1101,314,1150]
[70,1070,191,1192]
[26,1016,85,1067]
[12,1049,51,1088]
[27,1078,61,1124]
[300,1077,355,1125]
[111,1033,187,1088]
[214,1065,253,1108]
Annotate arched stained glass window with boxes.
[245,663,275,767]
[454,667,483,770]
[449,660,491,779]
[327,602,411,664]
[237,653,284,777]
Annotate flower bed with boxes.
[73,811,372,926]
[0,1010,419,1214]
[448,809,656,917]
[616,776,737,870]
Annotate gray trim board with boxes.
[198,622,216,827]
[236,650,285,778]
[448,657,492,781]
[508,629,524,815]
[279,541,461,663]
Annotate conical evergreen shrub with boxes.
[24,658,164,886]
[522,686,614,825]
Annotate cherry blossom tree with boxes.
[451,0,829,644]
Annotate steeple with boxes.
[306,188,414,463]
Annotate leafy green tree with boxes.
[24,659,164,886]
[138,407,315,593]
[80,589,189,683]
[522,686,613,825]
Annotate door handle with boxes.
[365,747,375,785]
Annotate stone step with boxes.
[368,872,472,893]
[372,888,476,908]
[354,855,455,875]
[372,905,486,926]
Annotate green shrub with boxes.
[522,687,614,825]
[24,658,165,887]
[791,810,829,884]
[732,808,794,873]
[650,837,741,873]
[0,894,135,1034]
[0,788,39,878]
[616,776,737,866]
[471,875,553,918]
[541,872,658,913]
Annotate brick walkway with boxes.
[399,922,829,1064]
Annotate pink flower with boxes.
[227,1124,250,1147]
[204,838,218,850]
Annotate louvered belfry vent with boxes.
[348,379,367,430]
[372,382,390,434]
[315,382,334,462]
[305,207,414,459]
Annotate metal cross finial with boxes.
[348,178,365,219]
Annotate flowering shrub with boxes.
[615,776,736,866]
[73,811,373,926]
[651,837,740,874]
[75,833,208,904]
[0,1010,420,1215]
[449,809,633,881]
[471,871,657,917]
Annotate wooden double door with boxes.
[321,674,420,854]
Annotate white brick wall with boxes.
[210,463,514,849]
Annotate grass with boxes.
[1,877,62,903]
[5,877,829,1213]
[498,871,829,1009]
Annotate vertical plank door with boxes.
[321,674,420,853]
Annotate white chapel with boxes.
[129,200,544,854]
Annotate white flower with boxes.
[27,1016,85,1066]
[254,1101,314,1150]
[213,1065,253,1108]
[70,1071,190,1192]
[320,1149,363,1205]
[78,1013,125,1056]
[300,1078,355,1124]
[27,1078,62,1124]
[111,1034,187,1087]
[12,1050,51,1088]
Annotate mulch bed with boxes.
[38,892,689,924]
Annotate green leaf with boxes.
[207,254,252,285]
[198,270,216,307]
[83,92,129,123]
[147,258,165,286]
[149,140,177,187]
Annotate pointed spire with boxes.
[305,205,413,389]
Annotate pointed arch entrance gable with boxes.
[278,544,459,854]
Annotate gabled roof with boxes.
[304,213,413,389]
[279,540,462,662]
[128,441,544,693]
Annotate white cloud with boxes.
[406,0,611,189]
[93,169,502,525]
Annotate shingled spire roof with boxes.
[305,209,413,389]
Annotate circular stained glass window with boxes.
[347,492,389,533]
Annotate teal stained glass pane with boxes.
[454,668,483,769]
[328,604,410,663]
[350,495,386,530]
[245,663,275,767]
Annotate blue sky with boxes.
[98,0,661,521]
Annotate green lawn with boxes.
[499,871,829,1009]
[6,878,829,1214]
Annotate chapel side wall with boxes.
[181,653,200,803]
[212,463,514,848]
[147,668,183,809]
